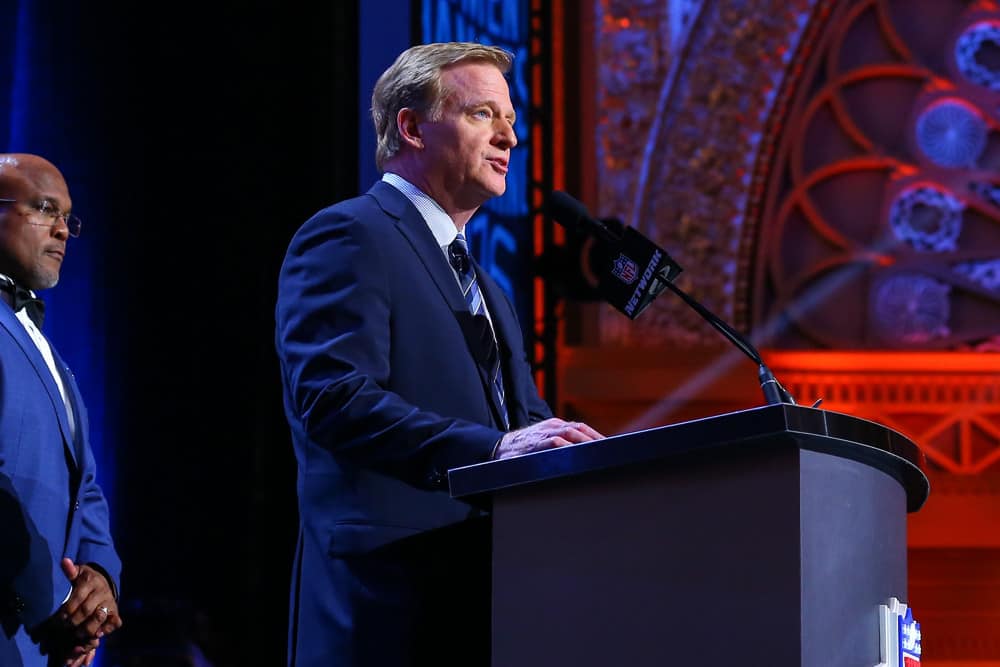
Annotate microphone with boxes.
[546,191,683,320]
[545,190,796,406]
[546,190,621,244]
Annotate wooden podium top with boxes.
[449,404,930,512]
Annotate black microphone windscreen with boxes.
[546,191,621,244]
[546,191,591,231]
[544,190,683,320]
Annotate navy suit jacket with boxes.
[0,307,121,667]
[276,181,552,666]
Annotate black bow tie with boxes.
[0,281,45,328]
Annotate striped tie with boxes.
[449,233,509,429]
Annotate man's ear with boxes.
[397,108,424,149]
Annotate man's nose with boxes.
[51,217,70,240]
[494,120,517,149]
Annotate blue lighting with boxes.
[422,0,533,324]
[3,3,114,665]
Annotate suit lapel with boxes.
[0,306,78,468]
[50,346,86,467]
[368,182,467,313]
[368,182,514,429]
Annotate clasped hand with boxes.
[38,557,123,667]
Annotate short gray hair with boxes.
[371,42,513,171]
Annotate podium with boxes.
[448,404,929,667]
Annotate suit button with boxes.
[74,500,80,511]
[12,595,24,614]
[427,469,446,487]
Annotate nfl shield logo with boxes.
[612,253,639,285]
[879,597,921,667]
[900,607,922,666]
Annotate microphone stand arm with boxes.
[661,280,796,406]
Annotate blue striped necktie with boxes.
[449,233,509,429]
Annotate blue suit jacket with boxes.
[0,307,121,666]
[276,181,552,666]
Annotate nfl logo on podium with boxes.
[878,597,922,667]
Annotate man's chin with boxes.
[463,178,508,209]
[486,180,507,199]
[33,274,59,291]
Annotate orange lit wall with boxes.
[550,1,1000,663]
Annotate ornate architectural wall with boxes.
[595,0,826,346]
[750,0,1000,351]
[563,1,1000,663]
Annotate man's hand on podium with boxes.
[493,418,604,460]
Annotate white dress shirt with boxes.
[381,172,497,327]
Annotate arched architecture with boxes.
[558,1,1000,662]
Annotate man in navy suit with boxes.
[276,43,603,666]
[0,154,122,667]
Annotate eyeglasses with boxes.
[0,198,82,237]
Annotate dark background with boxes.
[58,4,362,665]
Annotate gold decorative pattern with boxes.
[595,0,826,346]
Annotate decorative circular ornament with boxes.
[873,274,951,344]
[888,186,964,251]
[955,21,1000,92]
[954,258,1000,291]
[915,99,987,168]
[955,259,1000,292]
[970,181,1000,208]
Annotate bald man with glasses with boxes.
[0,154,122,667]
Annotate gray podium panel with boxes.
[450,405,926,667]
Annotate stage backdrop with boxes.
[555,1,1000,663]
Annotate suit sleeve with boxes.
[74,442,121,598]
[276,208,505,489]
[522,369,553,425]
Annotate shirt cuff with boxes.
[490,435,504,460]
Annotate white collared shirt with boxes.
[381,173,496,326]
